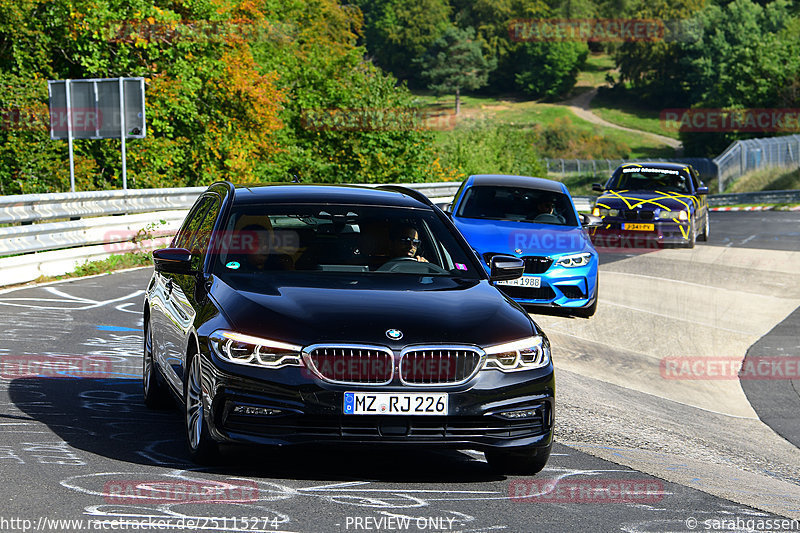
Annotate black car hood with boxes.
[208,273,537,348]
[597,190,696,211]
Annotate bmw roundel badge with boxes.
[386,329,403,340]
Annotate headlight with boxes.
[555,253,592,268]
[209,330,303,368]
[657,210,688,221]
[592,208,619,217]
[482,336,550,372]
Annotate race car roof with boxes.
[468,174,565,193]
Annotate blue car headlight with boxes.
[209,330,304,368]
[482,336,551,372]
[555,252,592,268]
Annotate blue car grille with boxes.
[522,256,553,274]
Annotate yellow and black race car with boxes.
[590,162,710,249]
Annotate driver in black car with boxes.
[388,225,428,262]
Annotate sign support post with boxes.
[65,79,76,192]
[118,77,127,190]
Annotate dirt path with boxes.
[563,88,683,152]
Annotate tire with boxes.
[142,319,171,409]
[185,353,219,464]
[485,444,552,475]
[698,211,710,242]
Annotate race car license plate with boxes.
[344,392,448,416]
[496,276,541,288]
[623,223,654,231]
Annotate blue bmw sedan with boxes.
[447,174,600,317]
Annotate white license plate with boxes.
[343,392,448,416]
[622,223,654,231]
[496,276,541,288]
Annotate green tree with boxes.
[450,0,549,92]
[513,41,588,99]
[0,0,462,192]
[417,26,496,115]
[677,0,798,155]
[251,0,461,183]
[613,0,706,106]
[355,0,451,85]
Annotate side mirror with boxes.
[436,202,452,214]
[489,255,525,282]
[696,186,708,195]
[153,248,194,274]
[592,183,604,192]
[580,213,603,227]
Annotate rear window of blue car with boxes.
[456,186,578,227]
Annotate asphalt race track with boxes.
[0,211,797,533]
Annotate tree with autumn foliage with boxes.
[0,0,459,193]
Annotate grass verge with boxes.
[724,167,800,193]
[416,93,675,162]
[32,252,152,285]
[591,88,680,140]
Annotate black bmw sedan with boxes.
[143,181,555,474]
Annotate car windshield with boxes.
[456,185,578,226]
[607,167,690,193]
[211,204,481,279]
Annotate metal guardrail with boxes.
[0,211,186,255]
[544,158,718,181]
[713,135,800,193]
[0,187,205,225]
[707,189,800,206]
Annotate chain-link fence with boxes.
[713,135,800,192]
[544,157,717,182]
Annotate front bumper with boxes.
[198,350,555,451]
[494,267,598,309]
[590,220,691,249]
